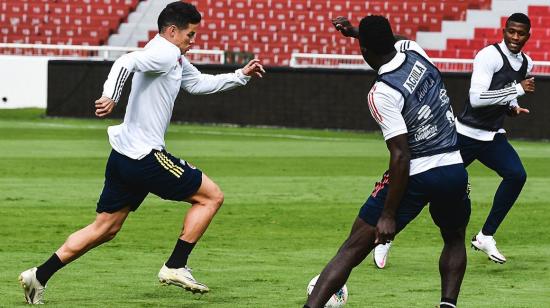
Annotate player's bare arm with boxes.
[241,59,266,78]
[95,96,116,118]
[331,16,359,38]
[332,16,408,41]
[376,134,410,244]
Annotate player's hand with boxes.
[95,96,116,117]
[520,77,535,93]
[242,59,265,78]
[508,106,530,117]
[331,16,358,38]
[375,214,396,244]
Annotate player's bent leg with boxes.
[159,173,222,294]
[439,226,467,302]
[427,164,470,306]
[181,173,224,243]
[477,134,526,236]
[19,207,131,304]
[56,207,131,263]
[306,217,377,308]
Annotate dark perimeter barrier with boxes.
[47,60,550,139]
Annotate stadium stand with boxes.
[0,0,140,55]
[135,0,492,66]
[428,5,550,61]
[1,0,549,64]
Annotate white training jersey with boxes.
[456,40,533,141]
[102,34,251,159]
[367,40,462,175]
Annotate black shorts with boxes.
[96,149,203,213]
[359,164,471,231]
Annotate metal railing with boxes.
[0,43,226,64]
[290,53,550,76]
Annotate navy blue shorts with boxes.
[359,164,471,231]
[96,149,203,213]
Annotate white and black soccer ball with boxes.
[306,274,348,308]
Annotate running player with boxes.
[19,2,265,304]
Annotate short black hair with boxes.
[358,15,396,55]
[157,1,201,33]
[506,13,531,31]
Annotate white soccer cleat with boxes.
[373,242,392,269]
[19,267,46,304]
[158,264,209,294]
[471,231,506,264]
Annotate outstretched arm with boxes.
[376,134,410,244]
[331,16,408,41]
[180,58,265,95]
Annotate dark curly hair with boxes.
[157,1,201,33]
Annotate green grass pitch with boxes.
[1,109,549,307]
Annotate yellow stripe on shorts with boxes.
[160,153,185,175]
[158,152,184,175]
[154,152,182,178]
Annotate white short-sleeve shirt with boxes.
[367,41,463,175]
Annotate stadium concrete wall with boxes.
[47,60,550,139]
[0,56,48,109]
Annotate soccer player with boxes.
[305,16,470,308]
[19,2,265,304]
[331,16,426,270]
[358,13,535,266]
[456,13,533,264]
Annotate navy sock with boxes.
[165,239,195,269]
[440,297,457,308]
[36,253,65,285]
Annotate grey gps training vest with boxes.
[377,50,458,159]
[458,44,528,131]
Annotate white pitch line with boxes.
[182,130,362,142]
[3,121,367,142]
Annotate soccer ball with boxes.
[306,274,348,307]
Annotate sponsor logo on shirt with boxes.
[417,105,433,122]
[414,124,438,141]
[404,61,427,94]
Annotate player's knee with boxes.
[104,225,122,241]
[95,223,122,242]
[515,168,527,184]
[211,189,224,209]
[506,167,527,184]
[440,227,466,244]
[338,248,365,268]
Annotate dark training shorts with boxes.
[359,163,471,231]
[97,149,203,213]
